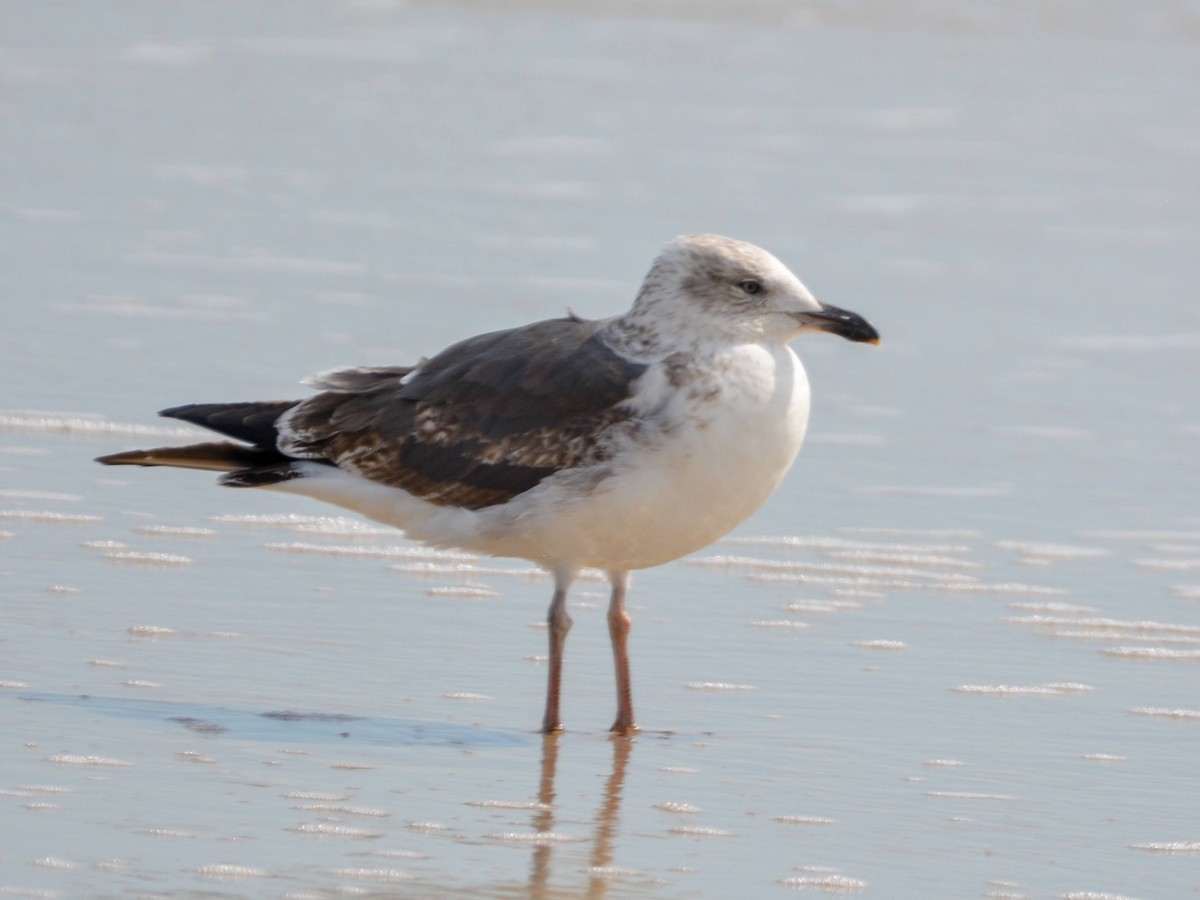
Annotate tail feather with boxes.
[159,400,298,446]
[95,442,281,473]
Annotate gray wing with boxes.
[279,317,647,509]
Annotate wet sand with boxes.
[3,1,1199,896]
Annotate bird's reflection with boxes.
[528,734,560,898]
[528,733,633,899]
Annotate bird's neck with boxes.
[603,298,760,361]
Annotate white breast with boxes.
[485,341,812,571]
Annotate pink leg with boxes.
[542,579,573,733]
[607,571,638,734]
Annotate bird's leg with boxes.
[542,578,573,733]
[607,571,638,734]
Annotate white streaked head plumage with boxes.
[606,234,825,356]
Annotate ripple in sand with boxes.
[467,800,550,811]
[668,826,735,837]
[322,866,410,882]
[133,525,218,538]
[1137,558,1200,571]
[752,573,1065,596]
[0,410,192,439]
[925,791,1016,801]
[47,754,132,767]
[775,815,838,825]
[685,682,756,692]
[0,489,83,502]
[292,804,390,817]
[0,509,103,524]
[689,555,977,583]
[781,872,867,892]
[104,551,193,567]
[823,549,981,570]
[290,822,382,838]
[212,513,389,533]
[996,540,1107,561]
[426,585,498,599]
[723,535,973,554]
[484,831,585,845]
[855,640,907,651]
[838,527,980,540]
[1130,707,1200,721]
[783,600,864,613]
[1009,615,1200,638]
[655,802,701,814]
[31,857,77,870]
[1130,841,1200,854]
[1008,601,1097,614]
[196,864,267,879]
[953,683,1092,696]
[1101,647,1200,661]
[265,541,475,561]
[285,791,349,802]
[1083,530,1200,543]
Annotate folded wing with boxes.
[280,317,646,508]
[98,317,648,511]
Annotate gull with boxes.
[96,234,879,734]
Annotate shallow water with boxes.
[3,1,1199,897]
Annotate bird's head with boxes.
[632,234,880,347]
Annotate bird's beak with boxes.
[795,302,880,344]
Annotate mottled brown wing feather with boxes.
[280,317,646,509]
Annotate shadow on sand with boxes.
[10,691,528,748]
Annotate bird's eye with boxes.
[738,279,763,295]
